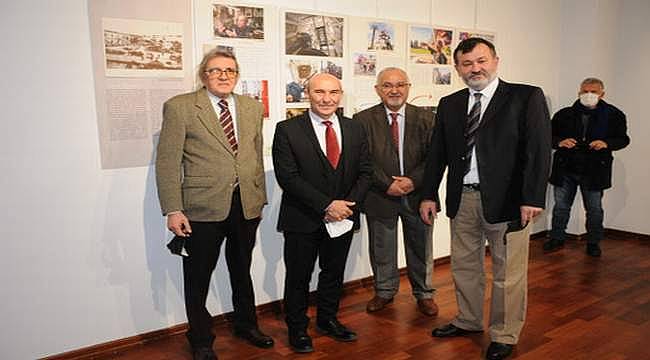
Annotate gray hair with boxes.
[376,67,409,84]
[581,77,604,90]
[197,48,239,86]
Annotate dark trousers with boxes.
[550,172,604,244]
[182,190,260,348]
[283,227,353,333]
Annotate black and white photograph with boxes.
[213,4,264,40]
[102,18,183,77]
[285,12,344,57]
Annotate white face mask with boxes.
[579,92,600,107]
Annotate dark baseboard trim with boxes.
[530,228,649,241]
[43,256,451,359]
[604,228,650,240]
[41,228,649,359]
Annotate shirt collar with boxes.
[469,77,499,100]
[383,104,406,120]
[309,109,339,126]
[206,89,234,106]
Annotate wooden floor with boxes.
[99,234,649,360]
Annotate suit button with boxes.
[461,156,466,160]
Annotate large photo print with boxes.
[102,18,183,77]
[213,3,264,40]
[285,12,344,57]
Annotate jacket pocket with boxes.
[182,176,216,188]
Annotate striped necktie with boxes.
[218,99,238,153]
[464,93,482,175]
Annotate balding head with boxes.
[307,73,343,119]
[307,73,342,92]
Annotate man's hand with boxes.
[325,200,355,222]
[386,180,406,196]
[589,140,608,150]
[520,206,543,227]
[419,200,437,225]
[392,176,415,194]
[558,138,577,148]
[167,212,192,237]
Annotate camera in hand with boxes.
[574,139,589,150]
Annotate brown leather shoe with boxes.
[366,296,393,312]
[417,298,439,316]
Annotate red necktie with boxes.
[218,99,238,153]
[389,112,399,151]
[322,120,340,168]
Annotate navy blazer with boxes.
[422,79,552,223]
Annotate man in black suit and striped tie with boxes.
[420,38,551,360]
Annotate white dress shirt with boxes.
[207,91,238,142]
[463,77,499,184]
[309,109,342,156]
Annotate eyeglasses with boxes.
[379,82,411,91]
[205,67,238,79]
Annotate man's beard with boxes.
[462,71,496,91]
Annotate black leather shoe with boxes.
[192,346,217,360]
[233,327,274,348]
[485,341,514,360]
[543,238,564,252]
[289,330,313,353]
[431,323,482,337]
[316,319,357,342]
[586,243,602,257]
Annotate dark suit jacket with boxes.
[548,100,629,190]
[422,79,551,223]
[353,103,434,217]
[272,113,372,233]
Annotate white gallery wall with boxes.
[1,1,648,359]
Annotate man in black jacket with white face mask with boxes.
[546,77,630,257]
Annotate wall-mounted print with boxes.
[285,59,343,103]
[103,18,183,77]
[409,26,453,65]
[458,30,496,44]
[367,22,394,51]
[353,53,377,76]
[433,66,452,85]
[236,79,269,117]
[285,12,344,57]
[213,3,264,40]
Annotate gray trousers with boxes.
[366,197,434,299]
[449,190,530,344]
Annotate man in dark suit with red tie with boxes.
[272,73,372,353]
[419,38,551,360]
